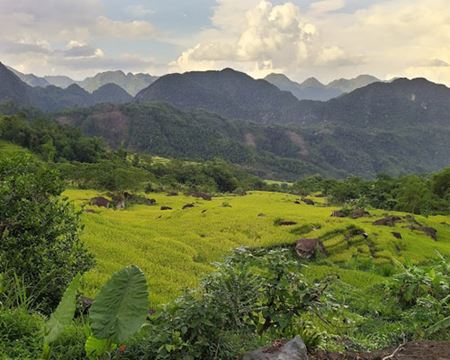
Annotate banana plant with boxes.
[85,265,149,359]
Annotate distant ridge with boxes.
[7,66,51,88]
[264,73,380,101]
[5,65,157,96]
[0,62,135,111]
[78,70,158,96]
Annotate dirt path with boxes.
[310,341,450,360]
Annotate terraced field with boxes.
[65,190,450,307]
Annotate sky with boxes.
[1,0,450,84]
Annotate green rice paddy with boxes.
[65,190,450,307]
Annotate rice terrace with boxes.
[68,190,450,307]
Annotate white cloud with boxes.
[310,0,346,14]
[428,59,450,67]
[0,0,158,77]
[315,46,361,66]
[126,4,154,18]
[172,0,357,77]
[95,16,156,38]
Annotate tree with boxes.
[0,153,94,311]
[432,168,450,199]
[396,176,432,214]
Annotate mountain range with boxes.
[8,67,158,96]
[1,62,449,179]
[264,73,380,101]
[9,64,380,101]
[0,63,133,111]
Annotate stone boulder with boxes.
[277,220,297,226]
[89,197,110,208]
[410,226,437,240]
[295,238,327,259]
[110,193,127,209]
[188,191,212,201]
[242,337,308,360]
[302,198,315,206]
[373,216,402,227]
[350,209,370,219]
[331,210,348,218]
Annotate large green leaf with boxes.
[85,335,115,360]
[44,273,81,344]
[90,265,149,343]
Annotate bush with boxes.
[49,324,88,360]
[0,154,94,312]
[0,307,44,359]
[124,248,330,359]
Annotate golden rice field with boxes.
[64,190,450,307]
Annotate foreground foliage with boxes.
[0,154,94,311]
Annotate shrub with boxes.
[0,307,44,359]
[124,248,331,359]
[0,154,94,311]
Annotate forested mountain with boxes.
[264,73,380,101]
[320,77,450,128]
[92,83,133,104]
[54,100,450,179]
[135,68,309,124]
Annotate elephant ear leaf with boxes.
[90,265,149,344]
[44,273,81,344]
[85,335,115,360]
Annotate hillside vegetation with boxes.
[55,101,450,178]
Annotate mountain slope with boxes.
[29,84,93,112]
[0,62,32,106]
[7,67,51,87]
[319,78,450,128]
[136,68,307,124]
